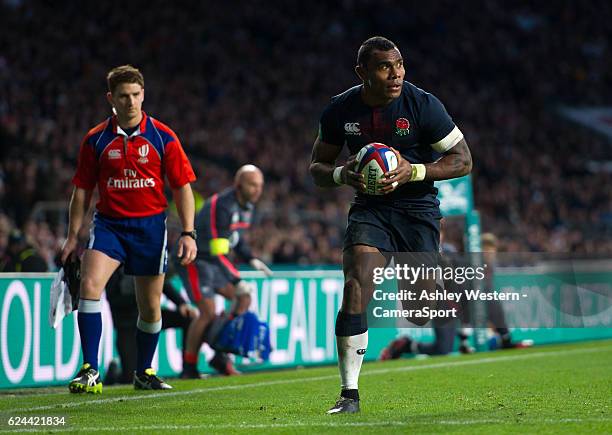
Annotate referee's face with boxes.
[108,82,144,124]
[360,48,405,102]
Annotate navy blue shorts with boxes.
[178,257,240,303]
[87,211,168,276]
[343,202,441,252]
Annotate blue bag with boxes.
[214,312,272,361]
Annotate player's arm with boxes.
[381,92,472,192]
[162,280,186,306]
[163,280,197,318]
[60,187,93,264]
[162,126,198,266]
[381,138,472,192]
[234,237,254,262]
[234,237,273,277]
[206,195,234,256]
[173,183,198,266]
[309,137,366,191]
[422,138,472,181]
[62,134,98,263]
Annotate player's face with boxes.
[107,83,144,122]
[361,48,405,100]
[239,171,264,204]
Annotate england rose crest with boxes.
[395,118,410,136]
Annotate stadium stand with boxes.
[0,0,610,268]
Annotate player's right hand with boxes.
[380,147,412,194]
[177,235,198,266]
[249,258,273,277]
[342,155,366,192]
[60,237,78,266]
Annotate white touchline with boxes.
[0,346,608,415]
[1,417,612,433]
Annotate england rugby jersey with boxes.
[72,112,196,218]
[319,81,463,211]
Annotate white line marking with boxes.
[1,417,611,433]
[0,346,609,415]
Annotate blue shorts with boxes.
[87,211,168,276]
[343,202,441,252]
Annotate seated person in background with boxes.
[179,165,272,378]
[380,231,532,359]
[469,233,532,350]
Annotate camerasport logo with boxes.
[395,118,410,136]
[138,144,149,164]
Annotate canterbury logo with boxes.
[138,144,149,157]
[356,348,366,355]
[108,149,121,159]
[344,122,361,135]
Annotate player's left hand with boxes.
[250,258,273,276]
[379,147,413,194]
[177,235,197,266]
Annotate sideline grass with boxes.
[0,340,610,434]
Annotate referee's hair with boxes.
[107,65,144,93]
[357,36,397,67]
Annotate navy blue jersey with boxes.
[195,187,255,262]
[319,81,462,211]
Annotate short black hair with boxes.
[357,36,397,67]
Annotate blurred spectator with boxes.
[0,0,610,263]
[0,229,48,272]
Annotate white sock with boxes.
[78,298,101,313]
[337,331,368,390]
[137,316,162,334]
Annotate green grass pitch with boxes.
[0,340,610,434]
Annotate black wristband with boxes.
[180,230,197,240]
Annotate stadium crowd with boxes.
[0,0,611,270]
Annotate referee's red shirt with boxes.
[72,112,196,218]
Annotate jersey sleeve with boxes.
[420,93,464,153]
[163,281,188,307]
[210,198,233,240]
[205,195,234,254]
[71,136,98,190]
[318,102,344,146]
[164,133,196,189]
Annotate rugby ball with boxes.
[355,143,398,195]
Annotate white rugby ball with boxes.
[354,143,398,195]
